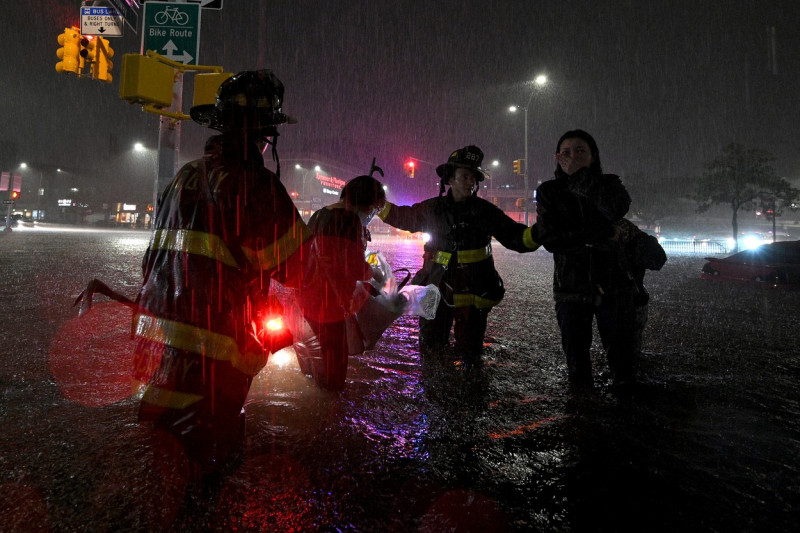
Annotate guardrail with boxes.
[660,239,730,254]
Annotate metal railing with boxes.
[660,239,730,254]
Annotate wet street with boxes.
[1,225,798,532]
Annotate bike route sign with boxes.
[142,1,201,65]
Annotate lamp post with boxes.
[509,74,547,225]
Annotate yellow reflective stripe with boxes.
[377,202,393,221]
[456,245,491,263]
[523,226,540,250]
[242,223,312,271]
[134,313,267,376]
[150,229,239,268]
[452,293,501,309]
[140,384,204,409]
[434,251,452,266]
[135,313,240,362]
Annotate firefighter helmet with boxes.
[190,69,297,132]
[435,145,488,182]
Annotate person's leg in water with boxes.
[419,301,453,352]
[555,301,595,387]
[453,305,488,368]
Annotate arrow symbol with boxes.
[98,27,106,33]
[161,40,194,64]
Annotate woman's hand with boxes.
[556,152,586,176]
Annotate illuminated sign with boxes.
[315,173,344,190]
[58,199,74,206]
[322,188,339,196]
[122,203,137,211]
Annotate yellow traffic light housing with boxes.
[119,54,175,108]
[79,35,97,73]
[192,72,233,107]
[93,37,114,83]
[513,159,522,175]
[56,27,81,74]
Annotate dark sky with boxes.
[2,0,798,204]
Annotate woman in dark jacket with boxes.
[534,130,635,387]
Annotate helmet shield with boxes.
[190,69,296,132]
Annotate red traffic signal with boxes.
[404,160,416,178]
[10,191,20,201]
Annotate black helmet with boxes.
[435,145,488,182]
[190,69,296,132]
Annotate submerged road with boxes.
[1,225,798,532]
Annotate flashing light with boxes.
[56,27,82,74]
[255,305,293,355]
[404,160,416,178]
[422,232,431,243]
[264,316,284,332]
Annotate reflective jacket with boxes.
[134,134,311,412]
[379,191,539,309]
[535,167,631,302]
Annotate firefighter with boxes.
[377,146,540,367]
[132,70,310,479]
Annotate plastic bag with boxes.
[398,283,441,320]
[351,252,441,349]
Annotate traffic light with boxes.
[120,54,175,108]
[515,198,524,208]
[10,190,20,202]
[93,37,114,82]
[404,160,416,178]
[512,159,522,175]
[56,27,81,74]
[79,35,97,74]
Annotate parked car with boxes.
[700,240,800,287]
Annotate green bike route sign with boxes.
[142,1,201,65]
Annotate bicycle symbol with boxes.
[154,6,189,25]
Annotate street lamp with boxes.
[509,74,548,225]
[485,160,499,197]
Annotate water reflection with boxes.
[2,232,799,531]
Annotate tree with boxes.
[694,143,796,251]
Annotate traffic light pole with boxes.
[523,106,529,226]
[153,71,183,222]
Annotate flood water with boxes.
[1,226,798,532]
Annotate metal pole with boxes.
[154,71,183,221]
[523,106,529,225]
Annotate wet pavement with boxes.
[1,225,798,532]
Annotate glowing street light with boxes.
[509,74,548,225]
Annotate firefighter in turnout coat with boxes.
[378,146,540,366]
[133,70,310,478]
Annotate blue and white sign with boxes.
[80,6,124,37]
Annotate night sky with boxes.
[2,0,798,205]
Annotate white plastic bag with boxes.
[398,283,441,320]
[351,252,442,349]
